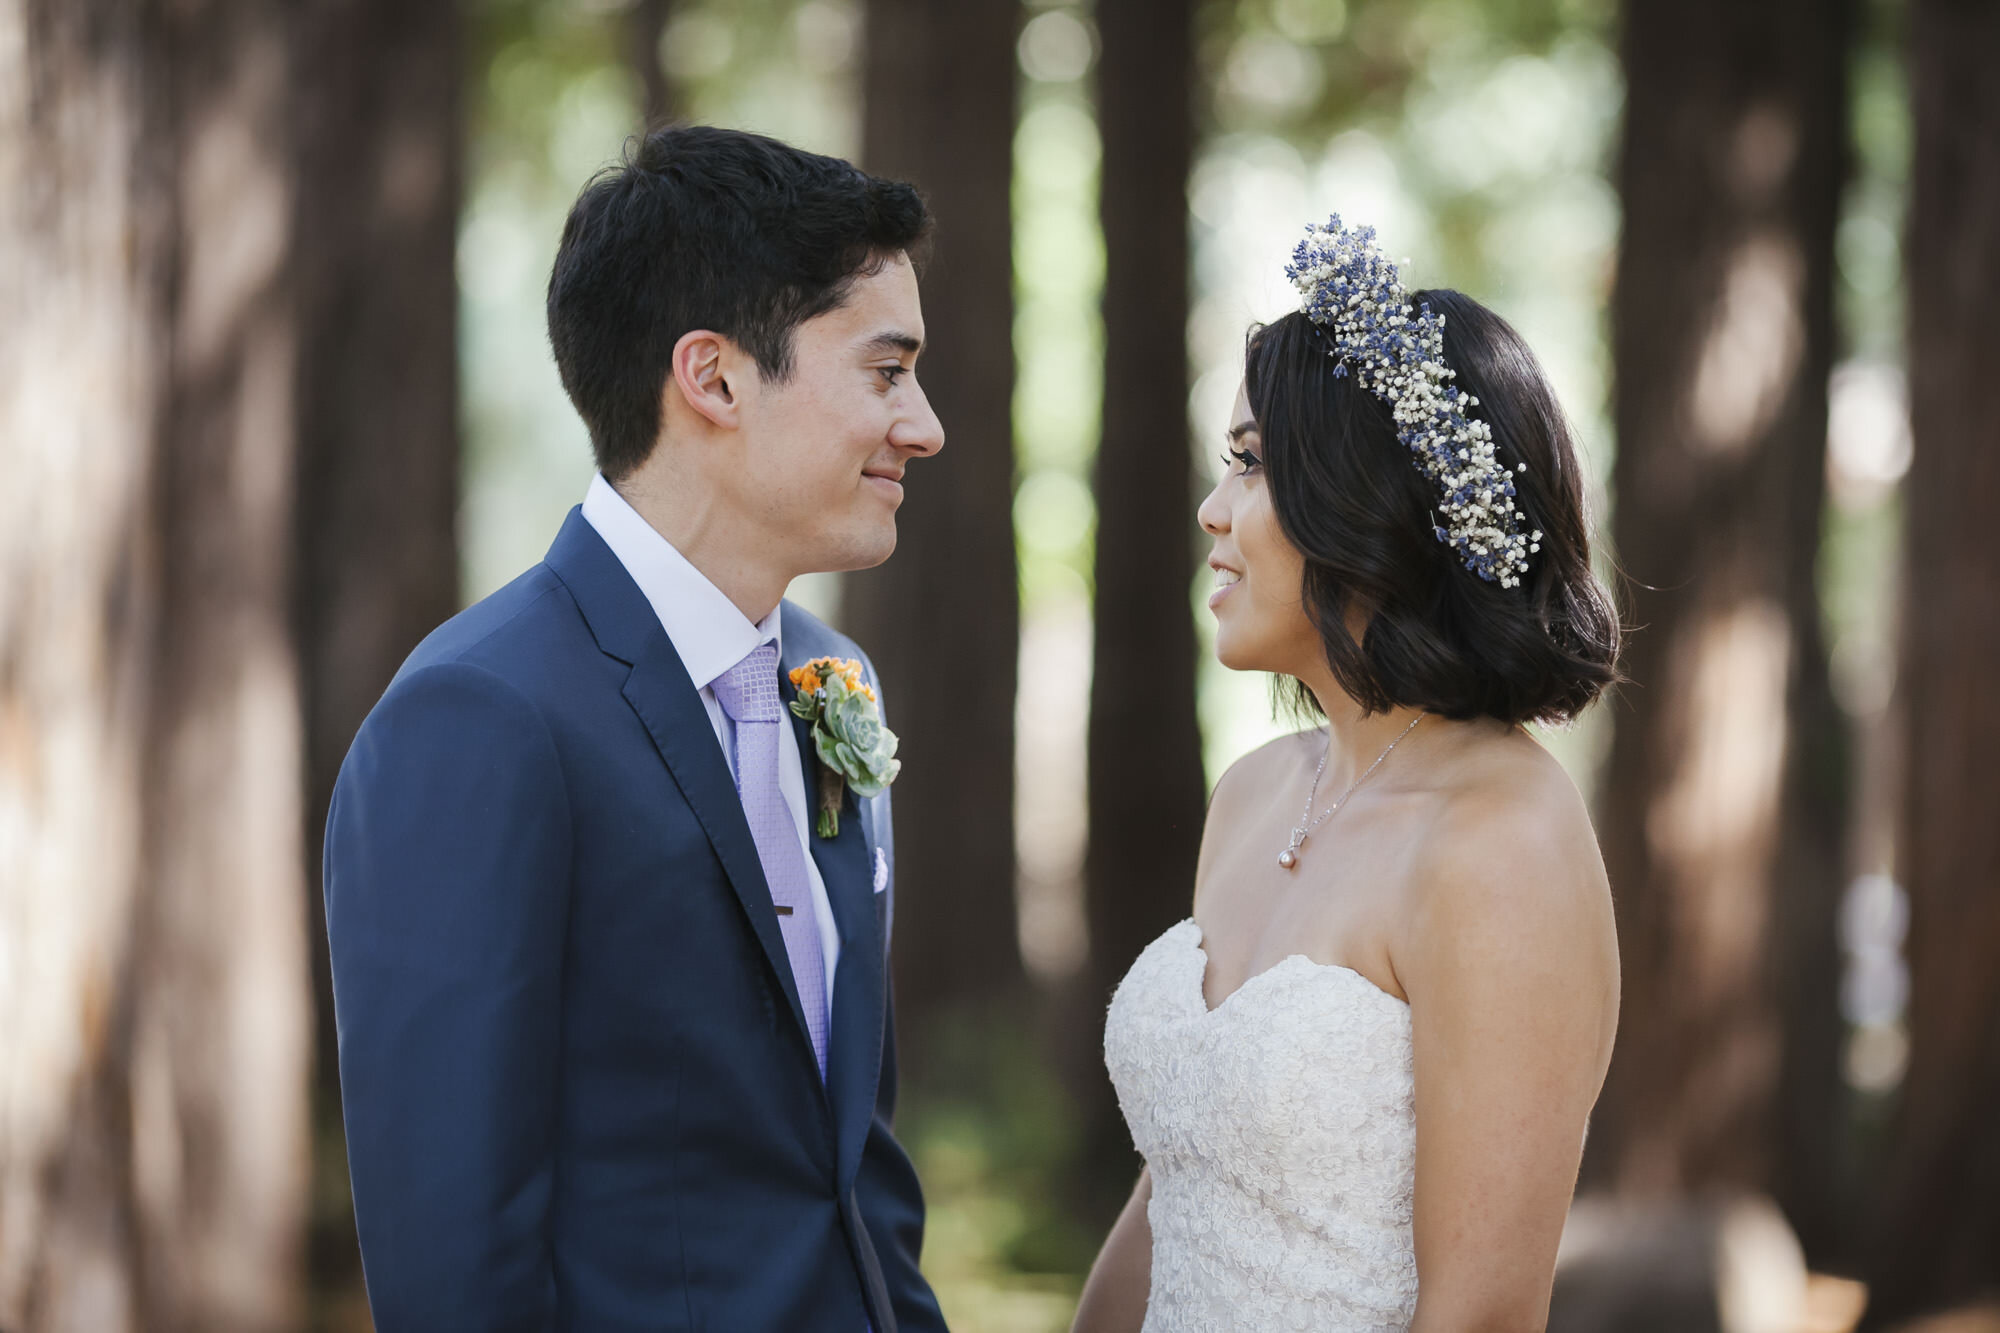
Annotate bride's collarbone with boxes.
[1191,861,1409,1008]
[1191,722,1559,1009]
[1200,801,1422,913]
[1193,749,1445,1007]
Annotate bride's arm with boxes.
[1400,779,1621,1333]
[1070,1168,1153,1333]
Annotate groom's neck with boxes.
[610,467,789,625]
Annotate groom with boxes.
[324,126,949,1331]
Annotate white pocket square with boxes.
[872,847,889,894]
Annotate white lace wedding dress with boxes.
[1104,918,1419,1331]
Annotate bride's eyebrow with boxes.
[1226,422,1258,444]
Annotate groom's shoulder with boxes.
[332,567,591,826]
[781,598,868,666]
[390,562,592,701]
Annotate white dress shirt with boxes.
[582,473,841,1015]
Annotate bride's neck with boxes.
[1301,676,1428,790]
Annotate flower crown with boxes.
[1284,214,1539,587]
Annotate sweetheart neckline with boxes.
[1174,918,1410,1018]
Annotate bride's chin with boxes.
[1212,635,1263,674]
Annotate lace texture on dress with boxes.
[1104,918,1418,1332]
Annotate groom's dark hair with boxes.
[547,125,932,480]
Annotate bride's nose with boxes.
[1198,479,1229,535]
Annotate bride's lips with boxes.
[1207,558,1242,610]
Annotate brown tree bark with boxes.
[627,0,674,129]
[850,0,1024,1067]
[1584,0,1853,1260]
[289,0,462,1315]
[1078,0,1207,1221]
[0,1,311,1329]
[1860,0,2000,1320]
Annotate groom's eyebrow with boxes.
[858,330,923,359]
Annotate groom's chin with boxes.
[826,525,899,573]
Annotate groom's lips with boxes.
[863,468,905,501]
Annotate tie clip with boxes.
[774,905,794,916]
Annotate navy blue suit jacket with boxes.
[325,510,948,1332]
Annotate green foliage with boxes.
[1840,0,1909,365]
[459,1,637,602]
[898,1014,1097,1330]
[1014,31,1104,614]
[1200,0,1613,140]
[645,0,862,155]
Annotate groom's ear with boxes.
[668,329,744,431]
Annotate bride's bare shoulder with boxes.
[1207,727,1320,817]
[1398,729,1617,1015]
[1192,729,1320,914]
[1424,734,1603,892]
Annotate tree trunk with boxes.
[1077,0,1207,1221]
[850,0,1023,1069]
[1860,0,2000,1320]
[289,0,462,1315]
[0,1,311,1328]
[1585,0,1852,1259]
[628,0,674,130]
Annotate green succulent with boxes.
[789,662,900,836]
[812,676,900,796]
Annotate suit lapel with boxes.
[545,510,822,1088]
[782,613,888,1191]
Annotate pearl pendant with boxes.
[1278,847,1299,870]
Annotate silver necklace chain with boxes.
[1278,714,1423,870]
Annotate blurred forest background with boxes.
[3,0,1997,1330]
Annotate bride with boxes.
[1073,217,1623,1332]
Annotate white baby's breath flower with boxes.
[1284,214,1535,585]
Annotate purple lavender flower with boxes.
[1284,214,1539,587]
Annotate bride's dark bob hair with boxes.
[1245,290,1620,726]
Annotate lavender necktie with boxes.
[712,642,828,1079]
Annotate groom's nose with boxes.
[890,380,945,456]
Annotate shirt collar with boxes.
[580,472,782,691]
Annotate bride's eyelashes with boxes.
[1225,446,1262,475]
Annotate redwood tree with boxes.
[0,1,311,1326]
[850,0,1025,1063]
[1861,0,2000,1319]
[627,0,674,129]
[1586,0,1853,1261]
[289,0,462,1309]
[1078,0,1207,1219]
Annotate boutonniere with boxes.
[787,656,900,837]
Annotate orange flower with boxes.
[792,656,866,699]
